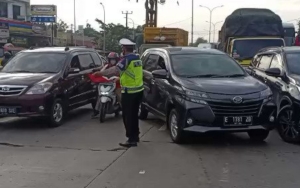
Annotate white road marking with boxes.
[219,163,230,182]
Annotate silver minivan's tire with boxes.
[168,109,185,144]
[48,99,64,127]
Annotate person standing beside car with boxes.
[1,51,12,66]
[93,38,144,147]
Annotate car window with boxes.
[257,54,272,70]
[90,52,102,66]
[286,53,300,75]
[170,54,245,77]
[269,55,283,70]
[143,54,159,72]
[2,52,66,73]
[141,51,149,63]
[251,55,261,67]
[78,54,95,70]
[70,55,80,69]
[100,56,107,64]
[157,55,167,70]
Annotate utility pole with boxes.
[74,0,77,46]
[122,11,133,29]
[191,0,194,44]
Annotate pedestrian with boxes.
[93,38,143,147]
[1,51,12,66]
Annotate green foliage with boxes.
[95,18,142,52]
[189,37,208,47]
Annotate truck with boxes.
[282,22,296,46]
[138,27,188,55]
[219,8,285,66]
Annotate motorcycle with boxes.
[89,68,121,123]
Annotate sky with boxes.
[31,0,300,42]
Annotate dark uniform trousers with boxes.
[121,91,143,142]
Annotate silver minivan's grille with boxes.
[0,85,27,96]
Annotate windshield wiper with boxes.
[9,70,34,73]
[220,74,245,77]
[38,71,56,73]
[186,74,223,78]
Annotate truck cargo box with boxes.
[220,8,284,43]
[143,27,188,46]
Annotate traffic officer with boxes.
[93,38,143,147]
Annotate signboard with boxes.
[11,37,28,46]
[0,22,9,43]
[31,16,56,23]
[31,5,57,16]
[78,25,84,34]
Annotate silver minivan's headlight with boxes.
[98,83,115,95]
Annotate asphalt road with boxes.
[0,106,299,188]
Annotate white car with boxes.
[198,43,212,49]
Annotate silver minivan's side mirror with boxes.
[68,68,80,74]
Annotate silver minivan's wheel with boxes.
[168,109,185,144]
[48,99,64,127]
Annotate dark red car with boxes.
[0,47,104,127]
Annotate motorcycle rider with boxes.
[91,52,121,118]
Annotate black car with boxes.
[0,47,104,127]
[246,46,300,143]
[139,47,276,144]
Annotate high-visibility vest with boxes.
[120,59,144,93]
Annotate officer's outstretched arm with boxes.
[100,66,120,77]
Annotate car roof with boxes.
[21,47,96,53]
[150,47,225,55]
[259,46,300,54]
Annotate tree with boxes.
[95,18,135,52]
[298,20,300,34]
[189,37,208,47]
[56,19,69,32]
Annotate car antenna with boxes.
[65,46,69,51]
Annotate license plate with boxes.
[0,107,17,114]
[224,116,252,126]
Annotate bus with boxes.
[282,22,296,46]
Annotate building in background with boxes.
[0,0,30,21]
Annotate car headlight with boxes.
[184,88,209,98]
[26,82,53,95]
[182,88,208,105]
[260,88,272,98]
[288,84,300,100]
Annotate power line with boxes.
[122,11,133,28]
[162,17,191,27]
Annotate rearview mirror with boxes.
[265,67,281,77]
[68,68,80,74]
[152,69,168,79]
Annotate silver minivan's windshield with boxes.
[2,52,66,73]
[170,54,245,77]
[286,53,300,75]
